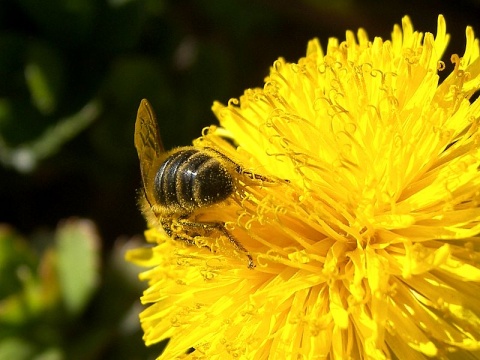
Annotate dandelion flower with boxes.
[127,15,480,359]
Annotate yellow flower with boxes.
[127,15,480,359]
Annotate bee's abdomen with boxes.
[154,149,234,213]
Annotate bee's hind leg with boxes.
[161,220,197,246]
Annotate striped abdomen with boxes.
[153,149,234,214]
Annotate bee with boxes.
[134,99,259,268]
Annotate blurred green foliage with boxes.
[0,0,479,358]
[0,220,156,359]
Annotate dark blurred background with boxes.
[0,0,479,359]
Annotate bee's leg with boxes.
[161,220,197,246]
[178,219,255,269]
[203,147,272,183]
[214,223,255,269]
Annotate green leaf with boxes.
[24,42,65,115]
[55,219,100,315]
[32,347,64,360]
[0,226,36,299]
[0,100,100,173]
[0,337,35,360]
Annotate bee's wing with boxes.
[134,99,165,206]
